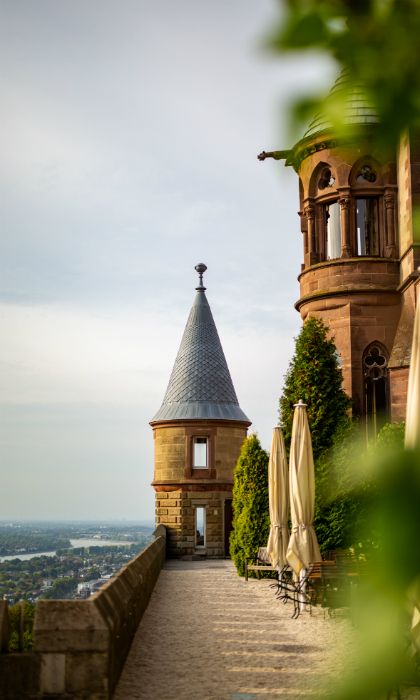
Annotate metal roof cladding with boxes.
[150,264,250,424]
[303,70,379,140]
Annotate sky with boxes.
[0,0,335,522]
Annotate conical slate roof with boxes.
[151,265,250,424]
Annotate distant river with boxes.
[0,538,135,563]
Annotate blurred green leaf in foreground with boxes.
[267,0,420,152]
[320,445,420,699]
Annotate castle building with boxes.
[260,75,420,433]
[150,264,251,557]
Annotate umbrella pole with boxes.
[299,568,307,612]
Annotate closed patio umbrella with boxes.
[267,427,289,570]
[405,294,420,649]
[405,294,420,448]
[286,400,321,576]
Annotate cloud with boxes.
[0,302,181,405]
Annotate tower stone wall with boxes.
[289,120,404,418]
[154,489,235,558]
[151,420,248,557]
[260,77,420,425]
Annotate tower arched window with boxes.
[350,158,388,258]
[312,165,341,261]
[325,201,341,259]
[363,342,389,439]
[355,198,380,255]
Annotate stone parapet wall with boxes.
[298,258,399,306]
[0,529,166,700]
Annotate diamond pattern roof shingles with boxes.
[151,289,250,423]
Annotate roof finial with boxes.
[195,262,207,291]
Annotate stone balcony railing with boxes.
[0,525,166,700]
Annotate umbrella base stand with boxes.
[274,566,313,618]
[298,568,309,614]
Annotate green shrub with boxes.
[375,421,405,450]
[230,435,270,576]
[314,422,406,557]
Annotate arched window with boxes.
[363,342,389,439]
[356,198,380,255]
[311,164,341,261]
[325,201,341,259]
[350,158,385,257]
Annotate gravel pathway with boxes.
[113,560,354,700]
[114,560,352,700]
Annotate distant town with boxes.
[0,521,154,605]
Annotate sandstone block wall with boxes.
[215,426,247,481]
[155,489,232,558]
[389,366,410,422]
[152,421,247,483]
[153,425,186,482]
[397,131,413,256]
[301,289,401,415]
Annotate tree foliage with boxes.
[314,421,374,555]
[315,421,405,557]
[266,0,420,152]
[229,434,270,577]
[279,317,351,461]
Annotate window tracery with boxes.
[363,343,389,438]
[356,165,377,183]
[317,167,336,190]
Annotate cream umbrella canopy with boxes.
[405,293,420,649]
[266,427,289,570]
[286,400,321,576]
[405,294,420,448]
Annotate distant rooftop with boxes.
[150,264,250,424]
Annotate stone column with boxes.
[304,202,317,266]
[384,188,397,257]
[298,209,308,269]
[339,196,352,257]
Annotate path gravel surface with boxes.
[114,560,355,700]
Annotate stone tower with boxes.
[260,74,420,433]
[150,264,251,558]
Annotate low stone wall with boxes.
[0,527,166,699]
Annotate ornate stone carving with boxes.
[384,192,395,209]
[357,165,377,183]
[339,197,351,210]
